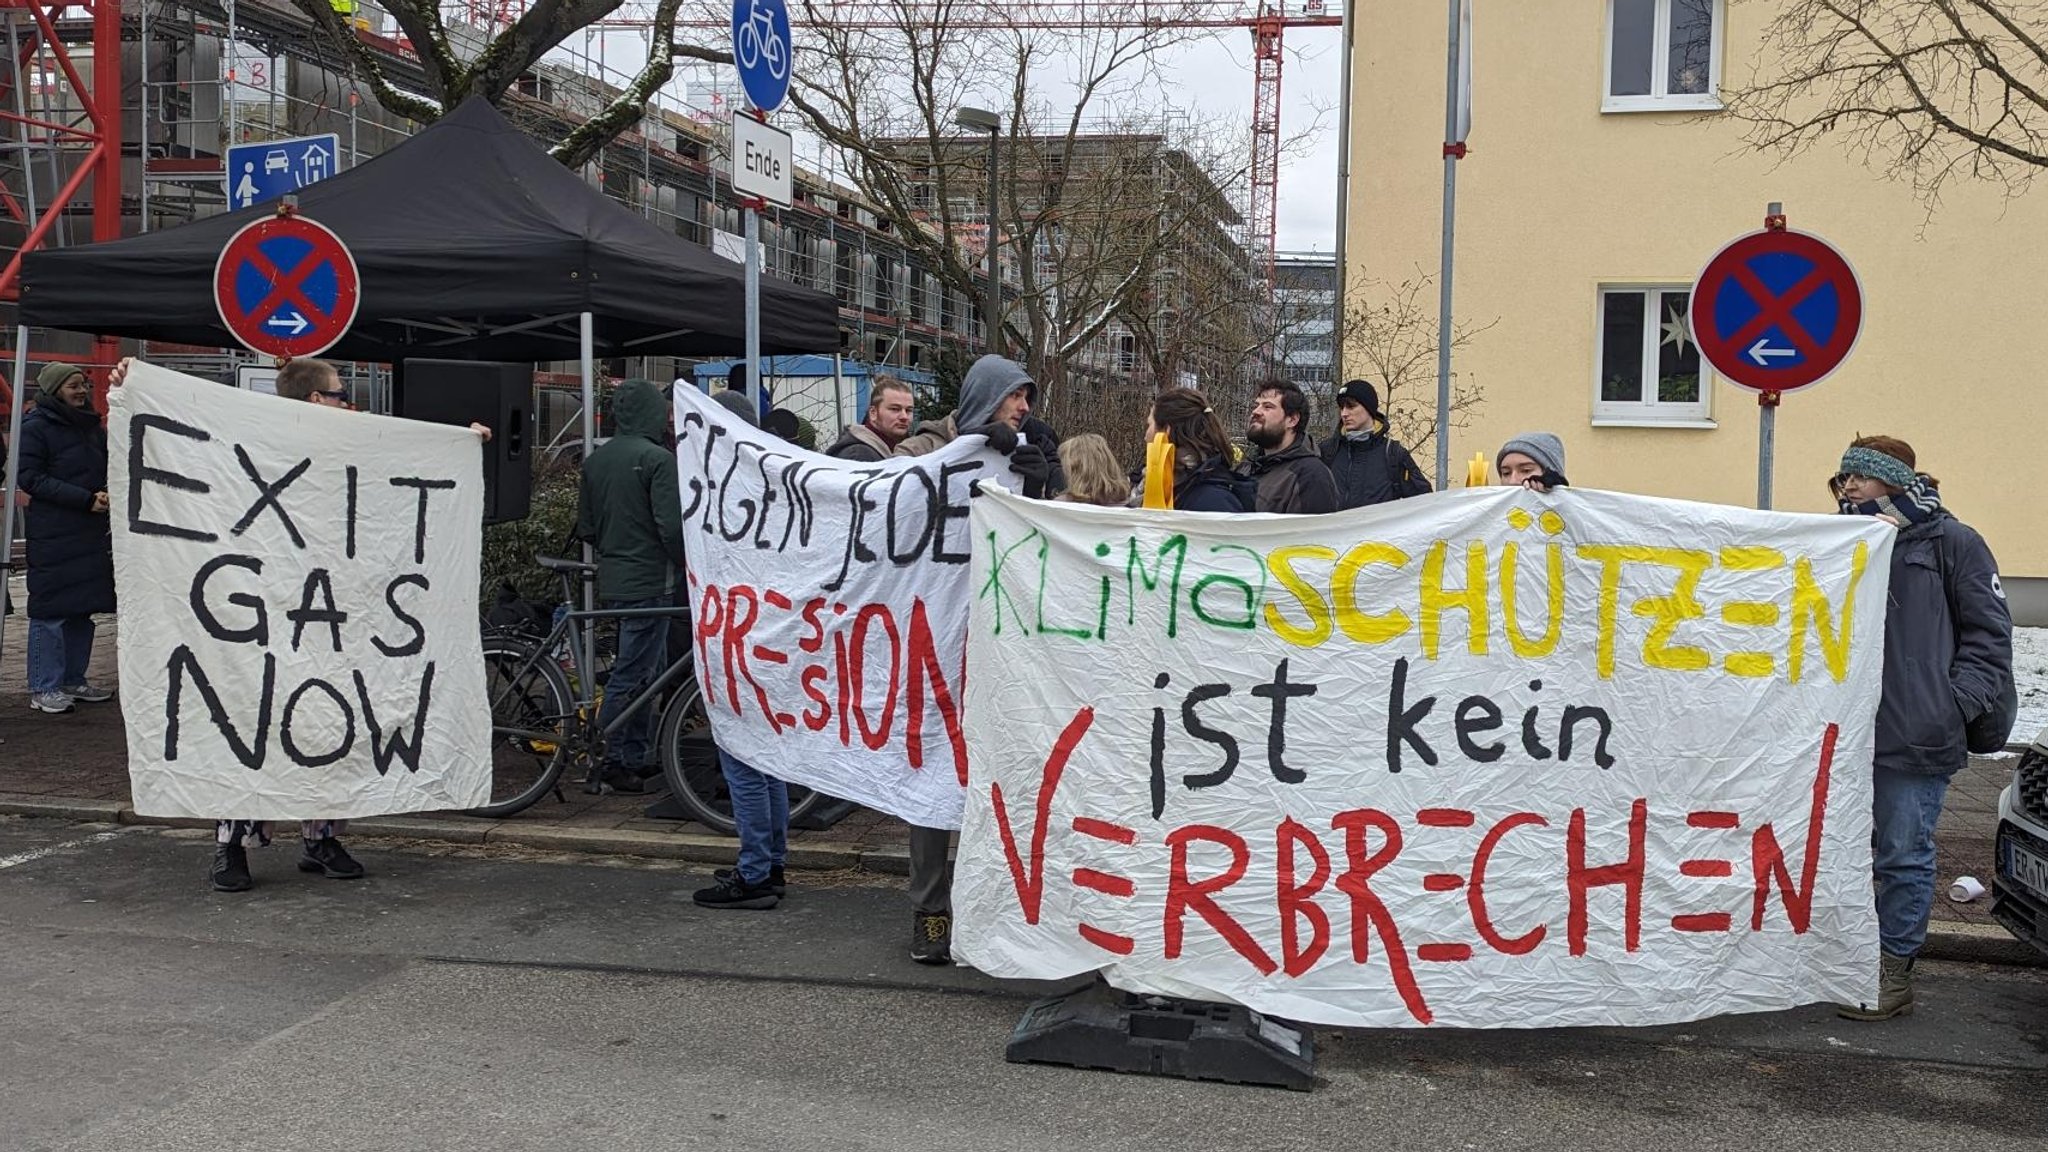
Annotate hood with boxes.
[712,389,760,429]
[956,354,1034,430]
[612,379,670,440]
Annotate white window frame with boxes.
[1602,0,1724,113]
[1591,283,1715,428]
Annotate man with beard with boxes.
[1239,378,1337,514]
[826,374,915,461]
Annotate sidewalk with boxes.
[0,615,2031,951]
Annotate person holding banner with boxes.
[1145,388,1252,513]
[18,361,116,715]
[1496,432,1570,492]
[891,353,1048,961]
[1831,436,2012,1021]
[1238,379,1337,514]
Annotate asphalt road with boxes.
[3,816,2046,1152]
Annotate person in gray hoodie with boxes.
[889,354,1047,963]
[1830,436,2012,1021]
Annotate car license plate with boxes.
[2004,838,2048,904]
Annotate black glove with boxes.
[1008,442,1051,498]
[970,421,1019,455]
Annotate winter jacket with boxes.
[1874,511,2013,775]
[1240,434,1338,514]
[1176,458,1253,513]
[575,380,686,602]
[1321,427,1431,509]
[826,423,891,462]
[18,401,113,619]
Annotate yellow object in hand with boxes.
[1466,452,1489,488]
[1142,433,1175,509]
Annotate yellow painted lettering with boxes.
[1263,545,1336,648]
[1789,542,1868,684]
[1420,540,1489,660]
[1332,542,1411,645]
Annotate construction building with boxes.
[0,0,994,447]
[1270,250,1334,400]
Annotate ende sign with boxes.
[732,112,793,208]
[952,486,1893,1028]
[109,363,492,819]
[672,386,1010,827]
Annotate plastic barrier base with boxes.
[1003,981,1315,1091]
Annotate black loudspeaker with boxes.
[394,359,532,525]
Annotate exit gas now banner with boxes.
[954,486,1892,1028]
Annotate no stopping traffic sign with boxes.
[213,213,361,359]
[1688,228,1862,395]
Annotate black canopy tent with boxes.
[3,96,840,672]
[17,96,840,361]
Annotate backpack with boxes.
[1936,530,2019,754]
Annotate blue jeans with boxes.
[719,748,787,887]
[27,616,95,694]
[595,599,669,771]
[1873,767,1952,958]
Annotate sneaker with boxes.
[28,691,74,714]
[715,864,786,896]
[910,913,952,965]
[297,837,366,879]
[210,844,252,892]
[60,682,114,703]
[598,766,646,795]
[1838,951,1915,1020]
[692,870,779,910]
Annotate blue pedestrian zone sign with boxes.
[225,134,342,210]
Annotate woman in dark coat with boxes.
[1147,387,1252,513]
[18,361,115,713]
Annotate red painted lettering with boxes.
[990,707,1095,924]
[848,604,900,751]
[1164,824,1276,975]
[1470,812,1548,956]
[1276,817,1331,977]
[905,599,969,785]
[1330,807,1430,1025]
[1750,722,1837,934]
[1566,799,1647,956]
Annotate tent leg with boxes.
[1,324,31,668]
[578,311,596,717]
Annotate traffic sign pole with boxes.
[1756,202,1783,510]
[745,191,762,421]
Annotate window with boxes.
[1593,286,1711,425]
[1604,0,1720,111]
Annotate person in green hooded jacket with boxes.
[575,379,687,793]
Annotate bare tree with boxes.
[1724,1,2048,203]
[751,2,1237,404]
[1344,273,1494,482]
[290,0,684,167]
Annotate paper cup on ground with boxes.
[1949,876,1986,902]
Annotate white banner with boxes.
[672,387,1009,828]
[110,362,491,819]
[956,485,1893,1028]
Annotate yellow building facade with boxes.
[1347,0,2048,621]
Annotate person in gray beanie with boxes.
[1496,432,1568,492]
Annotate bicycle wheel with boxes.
[470,635,576,817]
[658,683,819,835]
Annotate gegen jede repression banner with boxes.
[672,386,1009,828]
[110,362,492,819]
[955,485,1893,1028]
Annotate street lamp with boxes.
[954,106,1002,355]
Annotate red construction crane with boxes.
[651,0,1342,282]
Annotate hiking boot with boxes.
[692,870,778,910]
[28,691,74,714]
[910,913,952,965]
[210,844,252,893]
[297,837,366,879]
[1838,951,1915,1020]
[715,864,786,896]
[60,681,114,704]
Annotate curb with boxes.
[1920,919,2047,968]
[0,792,881,876]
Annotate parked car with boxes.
[1993,726,2048,958]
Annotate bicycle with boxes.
[475,554,818,834]
[733,0,789,81]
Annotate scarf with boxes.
[1837,475,1943,524]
